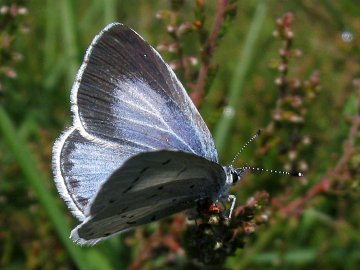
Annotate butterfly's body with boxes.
[53,23,237,245]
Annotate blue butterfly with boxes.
[52,23,300,246]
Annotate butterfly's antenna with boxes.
[230,130,261,166]
[237,166,303,177]
[230,130,304,177]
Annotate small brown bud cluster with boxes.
[0,3,28,90]
[183,192,270,266]
[261,12,321,176]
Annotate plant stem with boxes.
[191,0,229,106]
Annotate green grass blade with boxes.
[253,249,317,264]
[103,0,117,24]
[0,106,90,270]
[60,0,80,88]
[214,0,268,156]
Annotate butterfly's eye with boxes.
[231,170,240,184]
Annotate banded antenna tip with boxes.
[290,172,304,177]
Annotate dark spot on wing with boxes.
[151,216,156,221]
[189,184,195,189]
[162,159,171,165]
[158,186,164,190]
[140,167,149,174]
[127,221,136,225]
[109,199,115,204]
[121,215,126,218]
[176,167,187,178]
[89,232,94,236]
[172,198,177,202]
[77,196,89,206]
[147,194,157,200]
[119,206,128,214]
[69,179,80,189]
[104,233,110,236]
[123,185,133,194]
[133,176,140,183]
[128,215,134,218]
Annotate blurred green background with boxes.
[1,0,359,269]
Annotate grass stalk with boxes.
[214,0,268,156]
[0,107,117,270]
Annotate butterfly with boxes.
[53,23,265,246]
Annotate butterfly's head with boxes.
[225,165,245,187]
[231,169,240,184]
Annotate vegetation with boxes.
[1,0,359,269]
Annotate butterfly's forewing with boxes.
[73,22,218,159]
[52,23,219,220]
[70,150,226,245]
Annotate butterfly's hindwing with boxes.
[70,150,226,245]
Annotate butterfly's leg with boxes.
[228,195,236,218]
